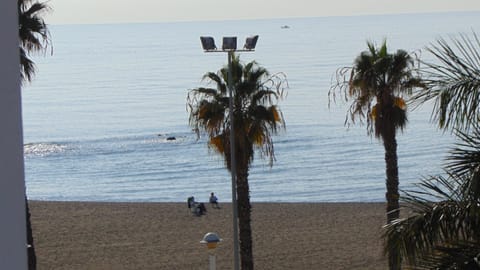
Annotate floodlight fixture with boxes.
[243,35,259,50]
[222,37,237,51]
[200,36,217,51]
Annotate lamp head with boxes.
[222,37,237,51]
[200,36,217,51]
[200,232,222,250]
[244,35,259,50]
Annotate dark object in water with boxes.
[166,136,176,141]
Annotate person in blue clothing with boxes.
[209,192,220,209]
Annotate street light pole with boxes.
[200,35,258,270]
[200,232,223,270]
[226,50,240,270]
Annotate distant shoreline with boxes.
[30,200,388,269]
[29,199,386,204]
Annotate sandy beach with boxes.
[29,201,388,269]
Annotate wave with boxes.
[24,142,67,156]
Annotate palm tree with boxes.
[187,54,287,269]
[383,125,480,269]
[18,0,51,84]
[410,31,480,132]
[329,40,423,270]
[18,1,51,269]
[384,31,480,270]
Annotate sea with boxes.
[22,12,480,203]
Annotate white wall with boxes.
[0,0,28,269]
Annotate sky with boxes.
[47,0,480,25]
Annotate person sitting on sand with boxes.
[209,192,220,208]
[188,196,207,216]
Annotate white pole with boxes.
[209,254,216,270]
[0,0,28,269]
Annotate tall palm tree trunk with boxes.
[383,123,401,270]
[384,137,400,222]
[237,169,254,270]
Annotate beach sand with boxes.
[29,201,388,269]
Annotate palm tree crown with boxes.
[188,54,286,169]
[18,0,51,83]
[332,40,422,137]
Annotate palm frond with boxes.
[446,124,480,178]
[383,173,473,265]
[384,142,480,269]
[411,241,480,270]
[18,0,51,83]
[209,135,226,154]
[20,47,35,84]
[202,72,227,94]
[411,31,480,132]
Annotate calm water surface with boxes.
[23,12,480,202]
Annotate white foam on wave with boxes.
[24,143,67,156]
